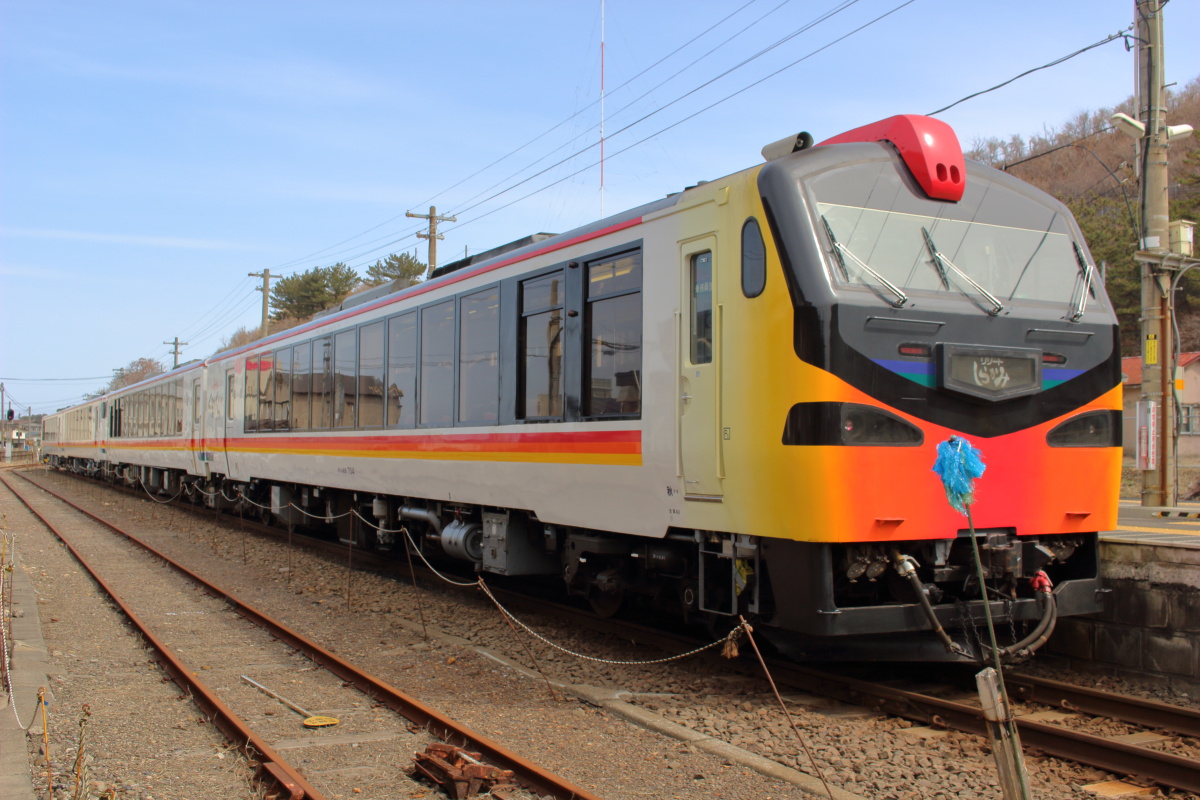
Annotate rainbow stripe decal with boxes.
[105,430,643,466]
[873,359,1084,390]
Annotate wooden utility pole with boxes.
[163,338,188,369]
[1117,1,1195,506]
[248,269,273,336]
[406,206,456,278]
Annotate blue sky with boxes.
[3,0,1198,416]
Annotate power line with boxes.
[443,0,866,223]
[442,0,917,232]
[927,27,1133,116]
[256,0,774,276]
[442,0,817,216]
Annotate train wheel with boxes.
[588,587,625,618]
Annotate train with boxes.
[43,114,1121,662]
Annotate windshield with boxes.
[811,160,1101,309]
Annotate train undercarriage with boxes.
[50,455,1106,663]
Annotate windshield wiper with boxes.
[1069,241,1097,322]
[822,216,908,308]
[922,227,1004,316]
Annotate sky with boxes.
[3,0,1199,417]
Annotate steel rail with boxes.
[1,473,323,800]
[16,471,602,800]
[1000,671,1200,739]
[770,662,1200,794]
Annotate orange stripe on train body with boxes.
[106,430,643,464]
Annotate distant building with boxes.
[1121,352,1200,461]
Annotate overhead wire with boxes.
[444,0,819,216]
[258,0,773,276]
[442,0,918,232]
[927,27,1134,116]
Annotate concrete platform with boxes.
[1,552,52,800]
[1048,503,1200,688]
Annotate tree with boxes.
[364,252,427,288]
[89,357,165,396]
[216,325,263,354]
[269,263,360,321]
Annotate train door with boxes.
[678,236,724,499]
[221,367,236,478]
[189,375,208,477]
[95,400,106,456]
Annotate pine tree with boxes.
[269,263,361,321]
[364,252,427,288]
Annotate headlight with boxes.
[782,402,923,446]
[1046,411,1120,447]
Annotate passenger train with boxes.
[44,115,1121,661]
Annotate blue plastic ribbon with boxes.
[932,436,985,513]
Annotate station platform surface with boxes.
[1,548,50,800]
[1107,499,1200,548]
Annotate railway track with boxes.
[27,467,1200,797]
[3,470,600,800]
[514,597,1200,794]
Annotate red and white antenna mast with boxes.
[600,0,606,218]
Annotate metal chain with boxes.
[137,480,182,505]
[343,508,741,665]
[476,579,743,666]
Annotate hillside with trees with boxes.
[966,76,1200,355]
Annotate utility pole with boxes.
[163,337,188,369]
[1115,1,1195,507]
[248,269,274,336]
[406,206,456,278]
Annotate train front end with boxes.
[752,116,1120,661]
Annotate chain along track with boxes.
[4,471,601,800]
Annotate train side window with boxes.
[585,251,642,417]
[151,386,159,437]
[333,329,357,429]
[741,217,766,298]
[458,287,500,425]
[244,357,260,431]
[358,321,385,428]
[519,271,564,420]
[691,251,713,365]
[176,379,184,434]
[226,373,236,421]
[314,337,332,429]
[274,347,293,431]
[193,381,201,425]
[420,300,455,426]
[259,353,275,431]
[291,341,312,430]
[387,312,417,428]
